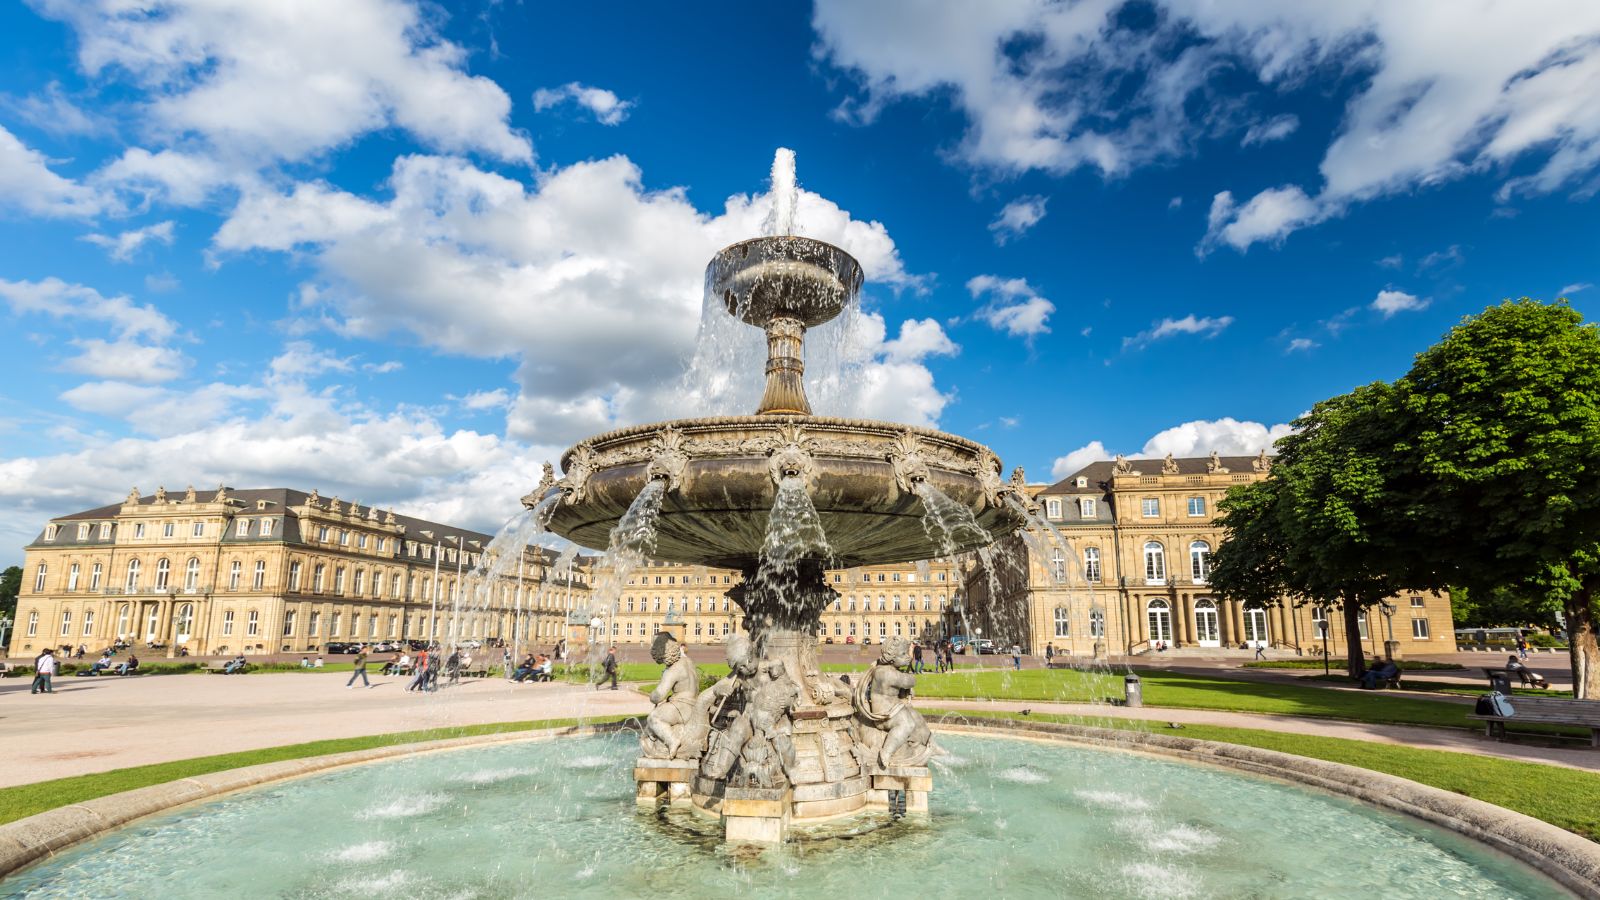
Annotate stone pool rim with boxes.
[0,717,1594,898]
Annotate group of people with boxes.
[511,653,555,683]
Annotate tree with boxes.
[1210,383,1409,677]
[1448,585,1562,631]
[0,565,19,619]
[1392,299,1600,698]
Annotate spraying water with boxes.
[764,147,798,237]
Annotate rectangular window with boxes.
[310,611,320,636]
[1078,498,1096,518]
[359,534,368,549]
[283,610,296,635]
[192,521,204,537]
[247,610,260,636]
[60,610,72,635]
[261,519,274,536]
[1084,548,1101,582]
[26,612,38,636]
[253,561,266,590]
[77,523,90,540]
[68,563,80,591]
[90,563,102,591]
[83,609,95,635]
[340,530,350,546]
[1312,606,1328,637]
[353,569,364,595]
[1410,594,1426,608]
[222,610,234,635]
[1045,498,1062,519]
[1141,498,1159,517]
[44,524,58,542]
[34,564,47,592]
[1054,607,1070,638]
[318,526,329,542]
[238,519,251,537]
[1357,611,1369,640]
[1412,618,1431,639]
[100,522,112,539]
[163,522,175,538]
[332,613,341,635]
[134,523,146,538]
[229,561,241,590]
[313,565,325,593]
[289,561,302,591]
[1187,497,1206,517]
[335,567,346,594]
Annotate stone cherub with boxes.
[853,637,935,768]
[723,659,800,788]
[694,634,760,776]
[641,633,700,760]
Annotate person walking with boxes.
[1011,643,1023,671]
[31,648,57,694]
[425,649,441,692]
[598,646,619,690]
[346,645,371,689]
[1045,643,1055,668]
[406,649,430,692]
[912,643,924,674]
[1516,635,1531,661]
[1253,643,1267,661]
[445,649,462,687]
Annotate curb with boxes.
[929,716,1600,900]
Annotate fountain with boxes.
[525,155,1029,843]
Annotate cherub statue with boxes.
[641,633,700,760]
[853,637,935,767]
[729,659,799,788]
[696,635,761,778]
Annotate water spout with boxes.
[764,147,798,237]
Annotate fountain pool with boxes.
[2,731,1564,899]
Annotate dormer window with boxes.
[239,519,252,537]
[1045,498,1062,519]
[1079,498,1096,517]
[257,500,268,510]
[100,522,112,539]
[77,523,90,540]
[44,524,59,541]
[1075,477,1088,488]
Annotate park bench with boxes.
[205,661,250,674]
[1480,666,1549,690]
[462,661,491,678]
[1468,696,1600,747]
[0,662,13,677]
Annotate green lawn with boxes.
[0,715,630,827]
[929,708,1600,843]
[1243,659,1464,671]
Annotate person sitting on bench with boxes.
[88,651,115,674]
[1360,659,1400,689]
[222,654,248,674]
[116,654,140,675]
[1505,655,1549,689]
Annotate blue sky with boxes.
[2,0,1599,564]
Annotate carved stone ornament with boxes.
[307,489,320,507]
[127,486,141,505]
[1010,465,1027,491]
[971,449,1008,509]
[852,637,935,767]
[214,484,229,504]
[766,419,819,487]
[1207,450,1228,474]
[642,633,701,760]
[558,444,597,505]
[1163,453,1179,474]
[183,485,197,503]
[1113,454,1135,475]
[154,486,167,503]
[328,496,342,514]
[645,425,692,492]
[384,508,397,525]
[1252,448,1271,473]
[887,430,933,494]
[521,462,558,510]
[349,501,362,519]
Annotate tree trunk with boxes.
[1342,602,1367,678]
[1566,582,1599,700]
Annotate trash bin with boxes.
[1487,670,1512,695]
[1124,673,1143,708]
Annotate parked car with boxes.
[459,639,483,650]
[844,635,855,644]
[974,639,999,655]
[323,641,358,654]
[823,637,835,644]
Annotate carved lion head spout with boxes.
[520,462,559,510]
[645,425,691,492]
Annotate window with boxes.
[185,558,200,590]
[1090,609,1106,638]
[1084,548,1101,582]
[1357,610,1369,640]
[162,522,175,538]
[313,564,325,593]
[1143,542,1166,584]
[238,519,252,537]
[358,534,368,549]
[1412,618,1431,639]
[1078,498,1096,517]
[288,561,302,591]
[892,572,901,582]
[367,615,377,638]
[44,524,58,541]
[229,561,241,590]
[372,572,383,597]
[222,610,235,635]
[192,522,204,537]
[1187,496,1207,517]
[353,569,364,595]
[1141,498,1160,518]
[77,523,89,540]
[60,610,72,635]
[26,611,38,636]
[340,530,350,546]
[247,610,260,636]
[317,526,329,542]
[253,560,266,590]
[90,563,102,591]
[1075,476,1088,488]
[283,610,296,635]
[878,621,886,637]
[134,523,146,538]
[33,564,47,592]
[310,611,321,636]
[1189,541,1211,583]
[334,567,346,595]
[332,612,341,635]
[877,573,886,582]
[155,558,171,589]
[125,559,141,591]
[1312,606,1328,638]
[100,522,112,540]
[83,609,95,635]
[68,563,80,591]
[1054,606,1070,638]
[388,616,398,638]
[1045,498,1062,519]
[1410,593,1425,608]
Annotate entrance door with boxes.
[1244,608,1270,648]
[1146,600,1172,645]
[145,605,160,642]
[1194,599,1220,647]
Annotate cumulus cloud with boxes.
[812,1,1600,251]
[0,277,178,341]
[0,124,104,217]
[532,82,633,125]
[460,388,511,410]
[63,339,188,383]
[1123,313,1233,350]
[965,275,1054,338]
[882,318,958,363]
[1051,417,1294,479]
[82,220,176,261]
[1371,289,1428,317]
[1241,114,1299,147]
[988,195,1048,244]
[1050,441,1110,480]
[1199,187,1323,255]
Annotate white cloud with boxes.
[82,220,176,261]
[461,388,511,411]
[1561,282,1592,295]
[1167,196,1183,210]
[1140,418,1294,458]
[965,275,1055,338]
[1377,254,1403,269]
[532,82,633,125]
[268,341,352,382]
[37,0,530,180]
[94,148,230,207]
[0,124,104,217]
[1123,313,1233,350]
[1241,114,1299,147]
[362,360,403,374]
[1050,441,1110,480]
[1417,245,1463,271]
[1199,187,1323,255]
[1285,337,1318,353]
[988,195,1048,244]
[3,81,108,138]
[0,277,178,341]
[1372,289,1428,317]
[813,2,1600,251]
[63,339,189,383]
[882,318,958,363]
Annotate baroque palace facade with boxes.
[960,453,1455,658]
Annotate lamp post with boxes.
[419,530,452,649]
[1380,601,1398,661]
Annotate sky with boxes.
[2,0,1599,566]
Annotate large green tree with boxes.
[1210,383,1408,677]
[0,565,20,620]
[1393,299,1600,698]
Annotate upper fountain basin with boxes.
[540,416,1026,569]
[710,236,863,328]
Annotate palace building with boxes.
[959,453,1455,658]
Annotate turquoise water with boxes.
[3,733,1566,899]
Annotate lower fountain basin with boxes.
[543,416,1024,568]
[3,732,1566,898]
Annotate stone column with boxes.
[1179,594,1194,645]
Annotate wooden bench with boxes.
[1468,697,1600,747]
[205,661,251,674]
[461,662,491,678]
[1480,666,1549,690]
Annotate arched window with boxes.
[116,604,130,636]
[1084,548,1101,582]
[1143,542,1166,584]
[185,557,201,590]
[1089,609,1106,638]
[1194,597,1219,645]
[176,603,194,637]
[1190,541,1211,583]
[125,558,141,591]
[1050,548,1066,581]
[1053,606,1070,638]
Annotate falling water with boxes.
[912,482,1013,667]
[764,147,798,237]
[579,480,669,676]
[752,476,833,596]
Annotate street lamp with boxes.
[1380,601,1398,660]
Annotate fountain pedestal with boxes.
[634,758,697,807]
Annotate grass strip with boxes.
[0,715,630,827]
[927,708,1600,843]
[1243,659,1464,671]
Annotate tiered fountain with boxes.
[523,164,1030,843]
